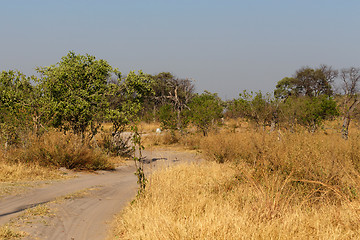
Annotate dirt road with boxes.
[0,149,201,240]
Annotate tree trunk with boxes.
[341,98,359,140]
[270,119,276,132]
[342,115,350,140]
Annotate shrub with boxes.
[99,132,133,157]
[7,131,113,171]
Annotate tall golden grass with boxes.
[109,122,360,239]
[110,163,360,239]
[1,131,114,175]
[0,147,63,183]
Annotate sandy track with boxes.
[0,149,201,240]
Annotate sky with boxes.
[1,0,360,99]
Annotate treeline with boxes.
[1,52,360,152]
[0,51,223,151]
[144,65,360,140]
[226,65,360,139]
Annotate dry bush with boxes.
[0,147,64,182]
[179,133,202,150]
[201,131,360,203]
[5,131,113,171]
[110,163,360,239]
[142,131,180,147]
[99,132,133,157]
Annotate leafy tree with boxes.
[37,52,114,140]
[144,72,195,130]
[275,65,337,99]
[187,91,223,136]
[103,71,153,156]
[274,77,298,99]
[279,95,338,132]
[158,104,178,131]
[231,91,277,130]
[0,70,38,147]
[107,70,153,134]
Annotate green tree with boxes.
[37,51,114,140]
[279,95,338,132]
[274,77,298,99]
[274,65,337,99]
[107,70,153,134]
[231,91,277,130]
[143,73,195,129]
[0,70,38,147]
[187,91,223,136]
[158,104,178,131]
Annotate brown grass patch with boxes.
[138,122,160,134]
[110,163,360,239]
[5,131,114,171]
[110,126,360,239]
[0,146,64,183]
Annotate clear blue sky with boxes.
[1,0,359,99]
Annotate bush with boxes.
[100,132,133,157]
[7,131,114,171]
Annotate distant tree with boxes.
[37,51,114,140]
[295,67,333,97]
[339,67,360,139]
[233,91,277,130]
[279,95,338,132]
[187,91,223,136]
[274,77,298,100]
[106,70,153,134]
[275,65,337,99]
[146,72,195,129]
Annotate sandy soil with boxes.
[0,149,201,240]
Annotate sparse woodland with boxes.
[2,52,360,239]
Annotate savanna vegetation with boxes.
[2,52,360,239]
[109,65,360,239]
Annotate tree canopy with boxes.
[37,51,114,138]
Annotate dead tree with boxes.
[340,67,360,140]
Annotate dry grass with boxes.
[0,226,25,240]
[143,131,180,147]
[139,122,160,134]
[5,131,114,171]
[0,147,66,197]
[110,163,360,239]
[0,159,62,182]
[109,122,360,239]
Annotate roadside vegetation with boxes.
[110,122,360,239]
[109,65,360,239]
[2,52,360,238]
